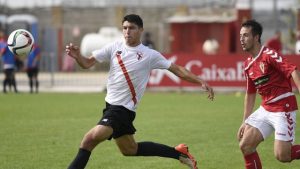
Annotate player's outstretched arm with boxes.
[65,43,96,69]
[291,69,300,93]
[168,63,214,100]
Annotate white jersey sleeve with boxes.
[91,42,116,62]
[150,50,172,70]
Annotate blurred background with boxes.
[0,0,300,93]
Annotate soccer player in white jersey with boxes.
[66,14,214,169]
[237,20,300,169]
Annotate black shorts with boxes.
[4,68,15,79]
[27,68,39,78]
[98,102,136,140]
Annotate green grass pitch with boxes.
[0,92,299,169]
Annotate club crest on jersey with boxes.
[259,62,265,74]
[137,52,143,60]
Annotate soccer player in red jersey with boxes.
[237,20,300,169]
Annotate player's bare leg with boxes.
[80,125,113,151]
[274,140,292,162]
[274,140,300,162]
[68,125,113,169]
[239,125,263,169]
[115,134,138,155]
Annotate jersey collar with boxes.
[244,46,265,71]
[124,40,143,50]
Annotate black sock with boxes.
[12,79,17,93]
[136,141,180,159]
[68,148,91,169]
[29,79,33,93]
[3,79,8,92]
[35,80,39,93]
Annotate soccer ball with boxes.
[7,29,34,57]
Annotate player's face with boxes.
[122,21,143,47]
[240,27,256,52]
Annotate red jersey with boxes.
[244,46,298,112]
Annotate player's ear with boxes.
[254,34,260,43]
[138,28,144,37]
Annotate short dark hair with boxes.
[122,14,143,28]
[241,19,263,43]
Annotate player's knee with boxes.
[119,145,137,156]
[239,142,254,155]
[84,132,96,141]
[275,152,292,163]
[81,132,101,149]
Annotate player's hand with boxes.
[65,43,80,60]
[202,82,214,101]
[237,123,246,141]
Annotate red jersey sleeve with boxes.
[266,51,297,79]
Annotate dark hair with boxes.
[122,14,143,28]
[241,19,263,43]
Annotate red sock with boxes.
[291,145,300,160]
[244,151,262,169]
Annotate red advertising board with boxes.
[148,54,300,91]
